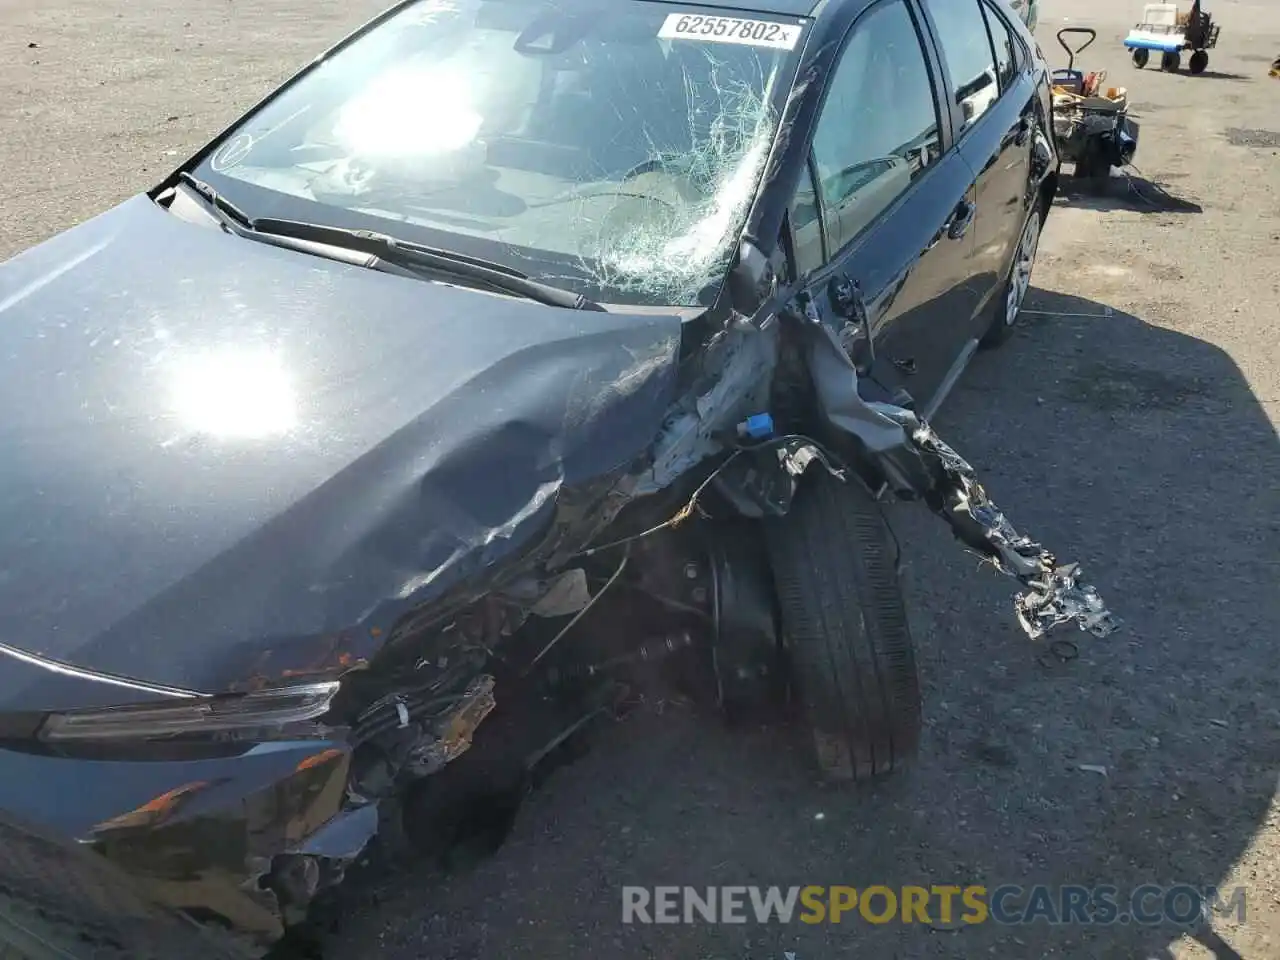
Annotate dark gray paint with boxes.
[0,196,682,706]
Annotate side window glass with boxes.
[923,0,998,130]
[799,0,941,262]
[982,1,1019,91]
[790,164,825,277]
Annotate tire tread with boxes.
[766,470,921,781]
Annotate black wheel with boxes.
[1161,50,1181,71]
[1189,50,1209,74]
[980,195,1044,348]
[765,468,921,782]
[1132,48,1149,68]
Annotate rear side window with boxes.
[792,0,941,268]
[922,0,998,130]
[982,0,1020,91]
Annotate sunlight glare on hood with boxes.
[167,346,298,440]
[333,63,484,157]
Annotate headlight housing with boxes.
[38,682,340,742]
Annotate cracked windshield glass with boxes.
[196,0,806,306]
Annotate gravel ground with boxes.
[2,0,1279,958]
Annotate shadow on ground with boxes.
[1056,171,1204,213]
[1189,70,1251,82]
[319,290,1279,960]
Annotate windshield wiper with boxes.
[176,172,254,230]
[171,177,602,311]
[250,217,605,312]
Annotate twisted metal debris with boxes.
[902,414,1120,641]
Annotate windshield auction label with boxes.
[657,13,803,50]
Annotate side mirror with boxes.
[727,238,777,315]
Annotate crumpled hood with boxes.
[0,195,681,708]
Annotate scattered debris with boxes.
[1078,764,1109,777]
[1224,127,1280,148]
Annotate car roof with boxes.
[664,0,863,22]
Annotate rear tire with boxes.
[1161,50,1181,71]
[1132,48,1149,68]
[980,195,1044,348]
[765,469,921,782]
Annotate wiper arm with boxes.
[171,179,599,310]
[250,217,605,312]
[176,172,254,230]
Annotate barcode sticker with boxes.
[657,13,804,50]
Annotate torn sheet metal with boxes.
[800,305,1119,641]
[403,673,497,777]
[292,803,378,861]
[887,411,1120,640]
[634,312,779,496]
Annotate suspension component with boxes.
[541,631,696,688]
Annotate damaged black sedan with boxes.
[0,0,1117,952]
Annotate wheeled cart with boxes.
[1124,0,1220,73]
[1052,29,1139,180]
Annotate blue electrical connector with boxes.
[737,412,774,440]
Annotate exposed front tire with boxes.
[1189,50,1209,74]
[765,468,921,782]
[1132,48,1149,68]
[980,196,1044,348]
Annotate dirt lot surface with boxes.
[3,0,1279,957]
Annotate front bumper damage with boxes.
[4,669,508,956]
[0,735,369,953]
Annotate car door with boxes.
[920,0,1036,323]
[788,0,984,414]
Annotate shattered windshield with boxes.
[193,0,805,307]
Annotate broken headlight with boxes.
[38,682,340,742]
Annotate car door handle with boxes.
[945,198,976,240]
